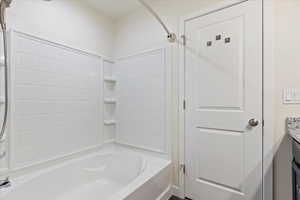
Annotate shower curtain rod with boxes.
[0,0,12,145]
[137,0,176,43]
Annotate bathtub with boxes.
[0,144,171,200]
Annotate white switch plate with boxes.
[283,89,300,104]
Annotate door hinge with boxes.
[181,35,186,46]
[180,164,186,174]
[183,100,186,110]
[262,120,265,127]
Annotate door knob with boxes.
[248,119,259,127]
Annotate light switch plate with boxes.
[283,89,300,104]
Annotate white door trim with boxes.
[262,1,274,200]
[178,0,274,199]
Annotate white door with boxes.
[184,1,263,200]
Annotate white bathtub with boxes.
[0,145,171,200]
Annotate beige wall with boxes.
[7,0,115,57]
[114,0,222,57]
[274,0,300,199]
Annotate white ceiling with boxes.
[84,0,143,20]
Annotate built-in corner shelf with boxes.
[104,120,117,126]
[103,59,117,141]
[104,76,117,83]
[104,98,117,104]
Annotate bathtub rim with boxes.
[1,141,169,179]
[0,142,171,200]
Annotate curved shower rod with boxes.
[0,0,12,144]
[137,0,177,43]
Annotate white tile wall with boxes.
[10,32,103,169]
[115,48,168,153]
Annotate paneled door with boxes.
[184,1,263,200]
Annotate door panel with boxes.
[195,129,244,189]
[196,17,244,111]
[184,1,262,200]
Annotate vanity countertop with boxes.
[287,117,300,143]
[288,129,300,144]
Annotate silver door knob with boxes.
[248,119,259,127]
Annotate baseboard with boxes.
[171,185,184,199]
[156,185,172,200]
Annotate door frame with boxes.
[178,0,274,199]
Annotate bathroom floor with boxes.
[169,196,183,200]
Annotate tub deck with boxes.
[0,144,171,200]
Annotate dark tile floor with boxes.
[169,196,183,200]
